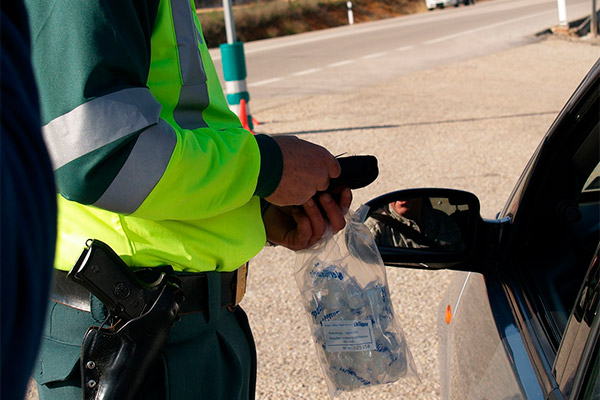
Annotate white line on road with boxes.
[362,52,387,59]
[249,77,283,87]
[240,2,563,88]
[208,0,557,60]
[328,60,355,68]
[292,68,322,76]
[424,9,553,44]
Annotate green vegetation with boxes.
[197,0,427,48]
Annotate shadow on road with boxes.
[265,111,558,135]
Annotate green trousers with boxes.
[34,272,256,400]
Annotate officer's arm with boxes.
[27,0,282,220]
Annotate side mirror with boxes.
[364,188,482,270]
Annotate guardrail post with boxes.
[592,0,598,37]
[557,0,568,26]
[347,1,354,25]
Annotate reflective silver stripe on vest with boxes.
[42,87,162,170]
[171,0,209,129]
[93,120,176,214]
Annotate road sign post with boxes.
[592,0,598,37]
[347,1,354,25]
[557,0,568,26]
[220,0,254,130]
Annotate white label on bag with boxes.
[322,320,376,352]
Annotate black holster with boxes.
[80,283,183,400]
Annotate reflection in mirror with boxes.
[365,196,471,252]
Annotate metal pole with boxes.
[557,0,568,26]
[220,0,254,130]
[592,0,598,37]
[223,0,237,44]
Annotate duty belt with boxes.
[51,264,248,314]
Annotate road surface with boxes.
[209,0,592,106]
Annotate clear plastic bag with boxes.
[295,205,418,397]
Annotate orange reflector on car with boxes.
[445,305,452,325]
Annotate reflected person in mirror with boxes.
[367,198,463,251]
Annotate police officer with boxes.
[25,0,351,398]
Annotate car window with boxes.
[518,82,599,357]
[531,133,600,342]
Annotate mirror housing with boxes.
[364,188,483,271]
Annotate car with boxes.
[426,0,474,11]
[363,57,600,399]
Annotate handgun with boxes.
[68,239,174,321]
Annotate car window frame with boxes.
[490,61,600,398]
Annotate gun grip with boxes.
[68,240,147,320]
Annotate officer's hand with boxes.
[263,188,352,251]
[265,136,341,206]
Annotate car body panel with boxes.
[438,272,542,400]
[425,0,458,10]
[425,0,472,10]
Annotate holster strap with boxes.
[51,264,248,314]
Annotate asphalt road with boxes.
[209,0,593,105]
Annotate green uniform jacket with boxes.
[26,0,283,272]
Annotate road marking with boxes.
[248,44,412,87]
[242,10,554,87]
[424,9,553,44]
[249,77,283,87]
[209,6,463,60]
[292,68,322,76]
[328,60,355,68]
[241,2,558,88]
[362,52,387,60]
[209,0,562,60]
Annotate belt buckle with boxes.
[228,263,248,311]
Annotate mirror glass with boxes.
[365,196,473,253]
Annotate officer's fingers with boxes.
[318,193,346,234]
[327,155,342,179]
[313,151,339,191]
[315,175,330,192]
[317,155,339,191]
[339,187,353,211]
[303,198,326,246]
[291,208,312,249]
